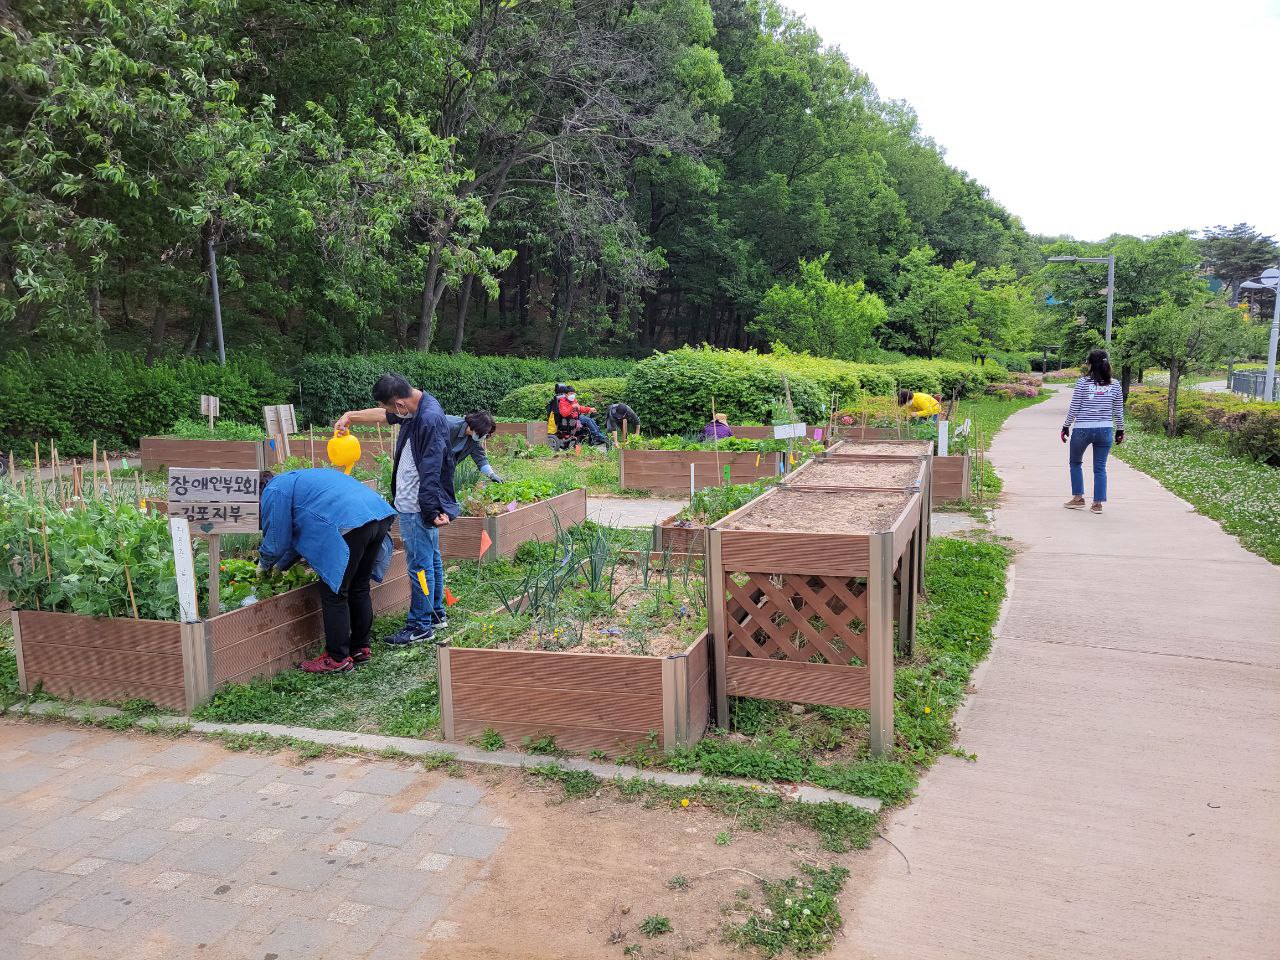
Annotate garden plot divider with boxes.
[728,425,824,441]
[437,632,712,756]
[492,421,548,445]
[140,437,269,472]
[10,553,412,711]
[620,449,783,494]
[931,454,972,503]
[440,488,587,562]
[707,489,925,756]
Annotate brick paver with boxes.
[0,724,508,959]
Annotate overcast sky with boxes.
[784,0,1280,243]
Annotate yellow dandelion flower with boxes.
[923,706,932,714]
[680,798,690,808]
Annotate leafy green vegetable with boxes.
[167,418,267,441]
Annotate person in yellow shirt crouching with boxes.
[897,389,941,421]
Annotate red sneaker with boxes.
[351,647,372,666]
[301,653,354,674]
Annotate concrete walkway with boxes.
[587,495,686,528]
[838,387,1280,959]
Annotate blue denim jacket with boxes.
[258,469,395,592]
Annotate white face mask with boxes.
[567,393,577,402]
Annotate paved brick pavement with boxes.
[0,723,507,959]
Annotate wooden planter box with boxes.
[440,488,587,562]
[728,425,823,441]
[438,632,711,756]
[707,488,925,756]
[9,553,412,711]
[784,457,928,493]
[619,449,782,494]
[824,439,933,459]
[931,454,972,503]
[140,437,268,472]
[492,421,548,445]
[830,426,897,441]
[652,514,706,557]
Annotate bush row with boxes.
[617,347,1004,437]
[494,378,629,421]
[293,353,634,425]
[1128,390,1280,465]
[0,352,290,458]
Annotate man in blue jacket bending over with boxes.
[258,470,396,674]
[336,373,459,645]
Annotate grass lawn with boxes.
[1113,424,1280,565]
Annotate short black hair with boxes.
[372,373,414,404]
[897,389,912,406]
[464,410,496,438]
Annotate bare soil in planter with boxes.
[486,564,705,658]
[791,460,921,487]
[828,440,932,456]
[722,490,911,534]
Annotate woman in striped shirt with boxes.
[1061,349,1125,514]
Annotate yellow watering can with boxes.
[327,429,362,475]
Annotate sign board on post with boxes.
[772,422,807,440]
[200,394,220,432]
[169,516,200,622]
[263,405,297,463]
[167,468,261,534]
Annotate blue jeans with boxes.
[1069,427,1113,502]
[398,512,445,631]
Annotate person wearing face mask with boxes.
[335,374,458,644]
[556,386,610,448]
[447,410,501,483]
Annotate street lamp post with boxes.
[1048,254,1116,343]
[1239,267,1280,402]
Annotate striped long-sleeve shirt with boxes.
[1063,376,1124,430]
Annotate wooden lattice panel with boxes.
[724,572,869,666]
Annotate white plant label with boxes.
[169,517,200,623]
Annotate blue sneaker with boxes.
[384,626,434,647]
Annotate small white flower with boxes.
[784,898,793,907]
[763,909,772,918]
[782,920,790,928]
[802,908,811,916]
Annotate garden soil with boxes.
[790,460,921,488]
[723,490,911,533]
[827,440,931,456]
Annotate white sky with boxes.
[783,0,1280,243]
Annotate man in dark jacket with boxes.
[336,374,458,644]
[605,402,640,438]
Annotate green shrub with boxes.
[1129,390,1280,464]
[625,347,826,435]
[0,351,288,458]
[168,418,268,441]
[757,347,863,406]
[848,366,895,396]
[495,378,628,420]
[293,353,633,425]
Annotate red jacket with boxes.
[557,396,594,420]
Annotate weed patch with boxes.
[727,863,849,957]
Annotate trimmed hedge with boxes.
[495,378,628,420]
[293,352,634,425]
[1128,390,1280,465]
[0,352,291,458]
[625,347,827,435]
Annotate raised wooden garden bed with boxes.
[140,437,269,471]
[492,421,547,445]
[707,488,925,755]
[830,426,897,441]
[824,439,933,458]
[931,454,972,503]
[652,514,707,557]
[619,449,782,494]
[728,425,823,441]
[440,488,587,562]
[784,457,928,492]
[438,631,711,756]
[10,553,412,711]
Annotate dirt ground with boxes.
[722,490,910,534]
[449,769,853,959]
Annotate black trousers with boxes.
[319,517,394,660]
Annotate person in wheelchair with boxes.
[546,384,610,450]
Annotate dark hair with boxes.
[464,410,496,438]
[554,383,569,395]
[372,373,414,403]
[897,389,912,406]
[1085,349,1112,386]
[258,470,275,506]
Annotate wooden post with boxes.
[868,532,896,756]
[437,642,455,740]
[207,534,221,616]
[481,516,500,563]
[180,621,215,711]
[707,527,730,726]
[896,529,916,657]
[11,612,27,692]
[661,655,679,750]
[122,554,140,619]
